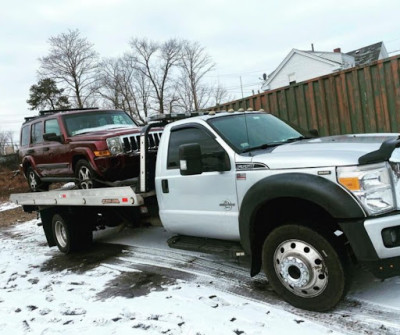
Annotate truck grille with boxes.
[121,131,162,153]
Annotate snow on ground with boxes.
[0,219,346,335]
[96,225,400,312]
[0,201,20,212]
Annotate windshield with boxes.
[63,110,137,136]
[208,113,304,153]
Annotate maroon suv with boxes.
[19,108,162,191]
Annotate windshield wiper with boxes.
[281,136,306,143]
[241,136,306,153]
[241,143,280,153]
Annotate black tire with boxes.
[51,213,93,254]
[26,167,49,192]
[75,159,98,189]
[262,224,346,311]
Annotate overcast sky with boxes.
[2,0,400,141]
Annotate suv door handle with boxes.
[161,179,169,193]
[43,147,50,152]
[27,149,34,154]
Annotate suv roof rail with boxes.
[39,107,99,116]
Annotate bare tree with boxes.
[178,41,215,111]
[129,38,182,114]
[0,130,14,155]
[96,56,152,123]
[38,29,99,108]
[212,83,232,107]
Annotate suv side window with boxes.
[167,126,229,172]
[45,119,61,136]
[31,122,43,144]
[21,125,30,146]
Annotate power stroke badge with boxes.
[219,200,235,211]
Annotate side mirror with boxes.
[308,129,319,137]
[179,143,203,176]
[43,132,63,143]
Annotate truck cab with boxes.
[155,110,400,311]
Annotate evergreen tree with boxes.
[27,78,71,110]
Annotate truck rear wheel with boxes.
[51,213,93,254]
[262,224,346,311]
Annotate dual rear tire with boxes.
[51,213,93,254]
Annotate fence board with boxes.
[210,55,400,136]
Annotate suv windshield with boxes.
[208,113,304,153]
[63,110,137,136]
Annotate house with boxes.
[262,42,388,91]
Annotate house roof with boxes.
[346,42,384,66]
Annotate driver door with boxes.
[157,125,239,240]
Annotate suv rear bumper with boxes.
[339,213,400,279]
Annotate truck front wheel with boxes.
[51,213,93,254]
[262,224,346,311]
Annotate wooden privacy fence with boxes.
[210,54,400,136]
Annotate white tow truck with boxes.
[11,110,400,311]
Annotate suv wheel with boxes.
[27,167,49,192]
[75,160,98,189]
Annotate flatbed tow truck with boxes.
[10,109,400,311]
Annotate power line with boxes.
[205,68,266,78]
[386,37,400,43]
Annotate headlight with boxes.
[337,163,394,215]
[106,137,124,155]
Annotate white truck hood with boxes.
[249,134,399,169]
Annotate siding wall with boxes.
[266,52,341,90]
[211,54,400,136]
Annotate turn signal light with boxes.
[338,177,360,191]
[94,150,111,157]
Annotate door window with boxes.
[167,127,229,172]
[44,119,61,136]
[21,125,30,146]
[31,122,43,144]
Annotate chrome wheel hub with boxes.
[274,239,328,298]
[54,220,67,248]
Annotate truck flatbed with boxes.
[10,186,153,208]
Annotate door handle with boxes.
[43,147,50,152]
[27,149,34,154]
[161,179,169,193]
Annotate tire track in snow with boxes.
[100,244,400,335]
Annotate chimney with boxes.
[333,48,341,53]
